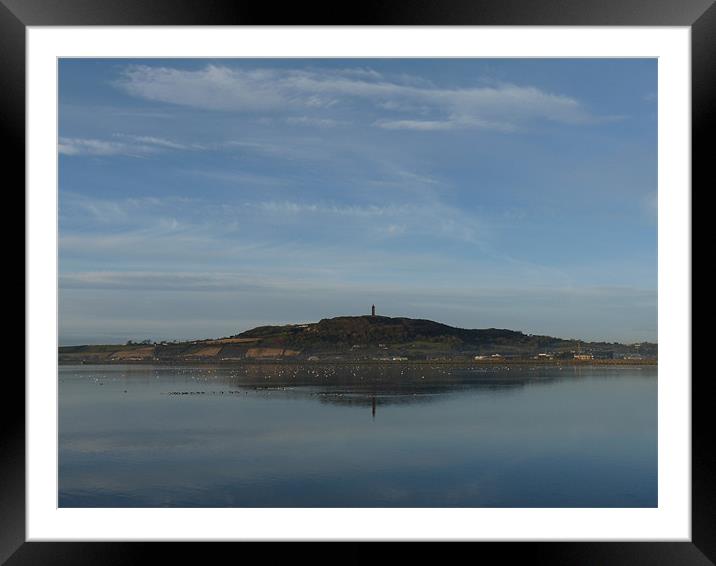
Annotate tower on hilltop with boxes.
[371,304,376,317]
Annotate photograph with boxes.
[57,57,658,508]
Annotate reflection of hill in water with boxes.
[169,363,590,408]
[146,363,654,412]
[307,374,561,409]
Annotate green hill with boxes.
[238,315,554,350]
[58,315,657,363]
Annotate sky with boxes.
[58,58,657,345]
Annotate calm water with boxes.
[59,363,657,507]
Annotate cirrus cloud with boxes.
[115,64,602,132]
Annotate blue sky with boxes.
[58,58,657,345]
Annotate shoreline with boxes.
[58,358,656,367]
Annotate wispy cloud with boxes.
[115,64,601,132]
[58,188,491,287]
[112,133,206,150]
[58,137,155,157]
[61,192,190,224]
[59,134,204,157]
[285,116,348,128]
[250,201,407,217]
[60,271,267,292]
[222,139,329,162]
[186,169,289,187]
[246,199,485,245]
[375,116,519,132]
[375,119,457,131]
[59,269,654,302]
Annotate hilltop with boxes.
[58,315,657,364]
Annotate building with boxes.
[371,304,376,316]
[593,351,614,360]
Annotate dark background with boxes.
[5,0,708,563]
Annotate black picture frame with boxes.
[7,0,706,563]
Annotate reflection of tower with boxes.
[371,304,376,317]
[371,395,376,419]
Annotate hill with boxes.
[58,315,657,364]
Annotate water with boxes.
[59,363,657,507]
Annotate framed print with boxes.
[9,0,707,563]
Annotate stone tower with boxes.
[371,304,376,317]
